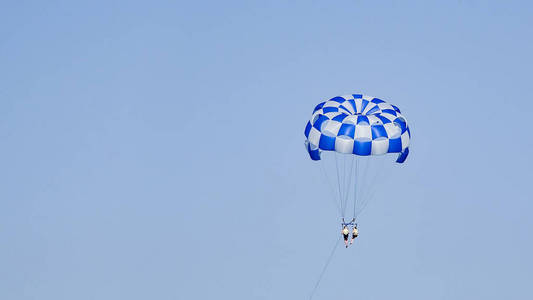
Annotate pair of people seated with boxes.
[341,218,358,248]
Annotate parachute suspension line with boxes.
[357,183,378,218]
[341,154,348,216]
[355,157,389,218]
[334,153,344,218]
[356,191,376,219]
[356,185,381,219]
[355,157,372,215]
[308,236,341,300]
[353,156,359,219]
[320,159,343,216]
[343,154,355,218]
[341,154,346,216]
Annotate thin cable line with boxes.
[309,236,341,300]
[320,159,343,216]
[334,153,344,217]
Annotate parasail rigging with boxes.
[304,93,411,226]
[304,94,411,299]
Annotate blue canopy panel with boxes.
[304,94,410,163]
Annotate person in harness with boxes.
[341,218,356,248]
[342,225,350,248]
[350,223,358,245]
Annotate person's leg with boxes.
[344,235,349,247]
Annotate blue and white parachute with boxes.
[304,94,411,220]
[304,94,410,163]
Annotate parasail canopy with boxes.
[304,94,410,163]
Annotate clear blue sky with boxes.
[1,1,532,299]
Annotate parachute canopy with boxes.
[304,94,410,163]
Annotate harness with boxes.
[341,218,357,228]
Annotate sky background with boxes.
[1,1,533,299]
